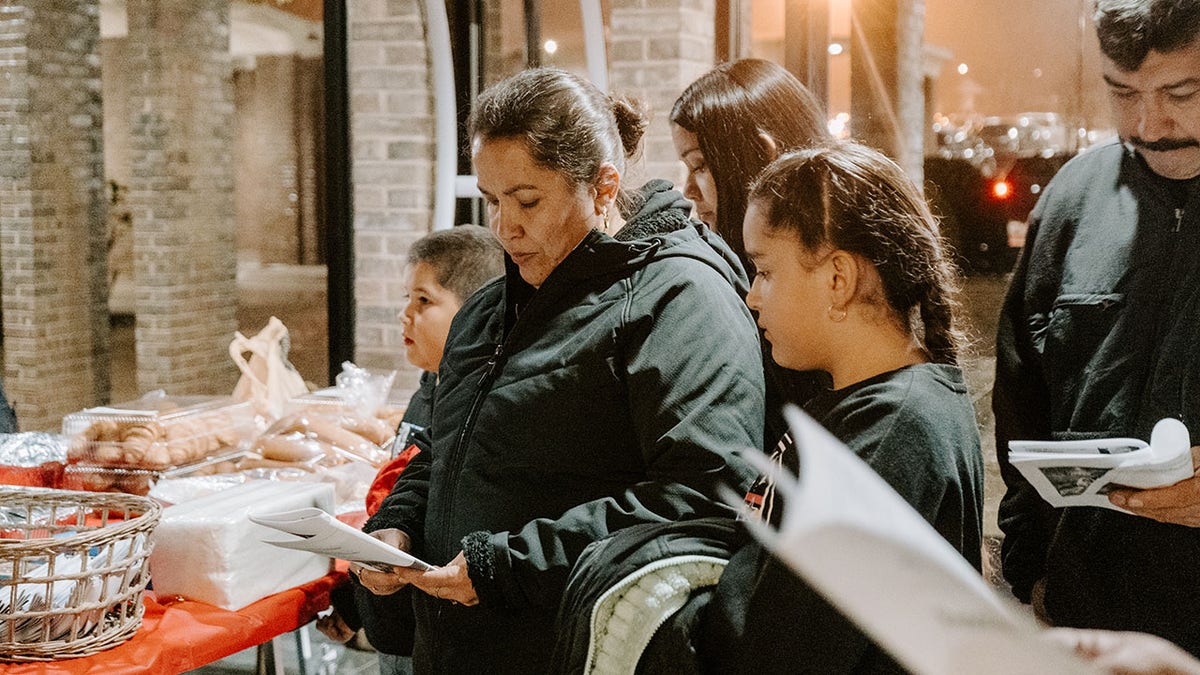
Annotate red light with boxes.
[992,180,1012,199]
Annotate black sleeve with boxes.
[992,214,1061,603]
[363,415,432,551]
[329,580,363,633]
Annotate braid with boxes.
[916,256,966,365]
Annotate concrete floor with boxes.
[189,626,382,675]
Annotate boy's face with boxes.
[400,262,462,372]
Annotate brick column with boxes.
[608,0,716,187]
[126,0,238,395]
[0,0,109,430]
[346,0,435,390]
[850,0,925,182]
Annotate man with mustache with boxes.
[994,0,1200,657]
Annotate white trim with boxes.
[425,0,457,231]
[579,0,607,91]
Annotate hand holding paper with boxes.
[249,507,435,572]
[1108,445,1200,526]
[1008,418,1193,513]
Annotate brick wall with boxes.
[295,56,324,265]
[608,0,716,188]
[126,0,239,395]
[347,0,435,390]
[0,0,109,430]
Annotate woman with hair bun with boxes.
[355,67,765,673]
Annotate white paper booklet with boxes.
[1008,418,1193,512]
[736,406,1098,675]
[249,507,435,572]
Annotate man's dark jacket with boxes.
[994,139,1200,655]
[365,181,764,673]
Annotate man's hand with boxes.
[1030,577,1051,625]
[1109,447,1200,527]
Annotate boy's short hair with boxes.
[407,225,505,302]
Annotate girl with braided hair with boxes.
[689,141,986,674]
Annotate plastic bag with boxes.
[230,317,309,420]
[334,362,395,418]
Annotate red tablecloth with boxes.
[0,568,348,675]
[0,506,370,674]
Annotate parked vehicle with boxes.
[925,113,1108,273]
[925,152,1069,273]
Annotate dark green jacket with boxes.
[366,181,764,673]
[994,140,1200,655]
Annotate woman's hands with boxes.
[350,529,479,606]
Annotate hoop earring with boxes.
[827,305,847,323]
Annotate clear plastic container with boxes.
[62,393,257,471]
[60,450,249,496]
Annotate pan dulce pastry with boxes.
[63,395,257,472]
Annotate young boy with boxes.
[318,225,503,675]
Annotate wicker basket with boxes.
[0,488,160,661]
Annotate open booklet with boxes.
[1008,418,1193,512]
[248,507,435,572]
[734,405,1099,675]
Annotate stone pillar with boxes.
[850,0,925,182]
[608,0,717,187]
[0,0,109,430]
[126,0,239,395]
[346,0,435,389]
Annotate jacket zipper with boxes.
[1174,207,1184,233]
[441,343,505,546]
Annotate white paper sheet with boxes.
[736,406,1099,675]
[249,507,434,572]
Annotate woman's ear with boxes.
[593,163,622,214]
[757,132,779,161]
